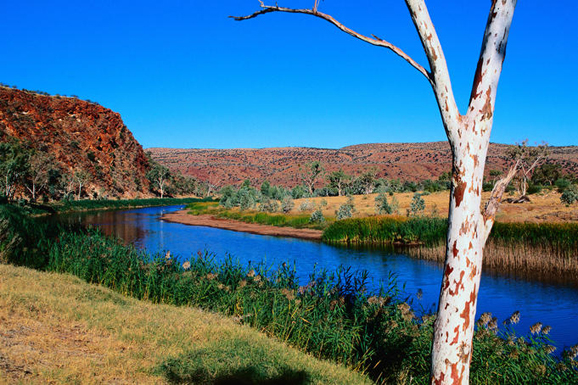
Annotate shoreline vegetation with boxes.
[2,203,577,384]
[25,196,212,215]
[179,200,578,285]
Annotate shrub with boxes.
[299,200,314,212]
[556,178,571,193]
[259,198,279,213]
[309,209,325,223]
[375,193,393,215]
[409,193,425,216]
[281,196,294,213]
[336,196,355,220]
[560,184,578,205]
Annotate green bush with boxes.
[561,185,578,205]
[375,192,393,214]
[309,209,325,223]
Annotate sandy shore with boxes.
[161,210,323,241]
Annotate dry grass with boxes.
[292,190,578,223]
[409,239,578,286]
[0,264,371,385]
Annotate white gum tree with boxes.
[234,1,519,383]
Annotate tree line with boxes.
[0,140,210,203]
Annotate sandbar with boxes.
[161,210,323,241]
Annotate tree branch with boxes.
[481,159,519,243]
[466,0,517,123]
[231,3,432,84]
[404,0,461,141]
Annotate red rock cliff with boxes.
[0,86,150,198]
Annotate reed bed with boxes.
[322,216,447,247]
[323,217,578,283]
[2,204,578,383]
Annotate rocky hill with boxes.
[148,142,578,188]
[0,86,150,198]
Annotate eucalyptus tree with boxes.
[234,1,519,383]
[146,163,171,199]
[327,169,350,196]
[25,151,58,202]
[506,140,548,198]
[300,161,325,196]
[0,141,29,200]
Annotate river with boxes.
[54,205,578,351]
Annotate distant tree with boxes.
[531,163,563,186]
[0,141,29,200]
[260,180,272,197]
[146,163,171,198]
[300,161,324,195]
[356,169,377,195]
[238,187,257,210]
[25,151,58,201]
[171,174,198,196]
[291,185,306,199]
[73,169,92,200]
[327,169,351,196]
[507,140,548,198]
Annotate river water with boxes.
[55,205,578,351]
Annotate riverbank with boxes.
[26,197,212,215]
[3,204,577,383]
[0,263,370,384]
[162,210,323,240]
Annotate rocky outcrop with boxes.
[0,86,150,198]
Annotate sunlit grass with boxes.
[0,264,371,385]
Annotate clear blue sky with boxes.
[2,1,577,149]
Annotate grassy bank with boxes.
[322,217,578,282]
[2,204,577,384]
[24,197,214,215]
[187,201,329,230]
[0,263,371,384]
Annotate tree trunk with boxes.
[432,119,491,383]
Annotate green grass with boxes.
[322,216,447,247]
[322,216,578,255]
[187,201,329,230]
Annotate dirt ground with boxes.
[162,213,323,240]
[291,190,578,223]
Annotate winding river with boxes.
[54,205,578,351]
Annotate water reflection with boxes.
[51,205,578,351]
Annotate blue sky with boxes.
[1,1,577,149]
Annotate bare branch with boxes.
[231,4,432,83]
[481,160,519,243]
